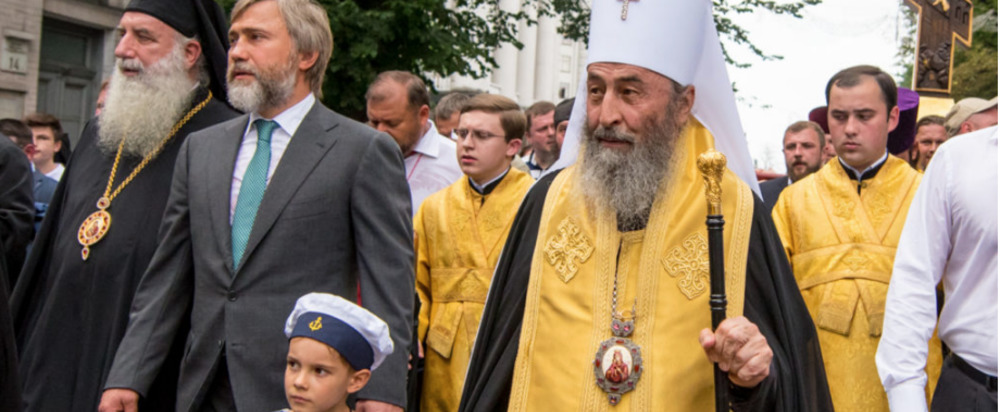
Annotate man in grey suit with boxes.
[99,1,413,411]
[760,120,826,210]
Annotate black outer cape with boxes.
[458,171,834,412]
[0,135,33,411]
[11,89,238,412]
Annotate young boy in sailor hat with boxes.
[278,293,394,412]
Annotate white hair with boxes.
[98,35,197,158]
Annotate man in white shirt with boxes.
[521,101,558,179]
[876,125,998,412]
[24,112,65,182]
[366,71,463,213]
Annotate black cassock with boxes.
[459,171,834,412]
[11,89,238,412]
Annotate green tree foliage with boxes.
[216,0,821,119]
[897,0,997,99]
[951,0,997,100]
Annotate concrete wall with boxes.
[0,0,43,119]
[0,0,123,121]
[433,5,587,108]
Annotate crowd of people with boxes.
[0,0,995,411]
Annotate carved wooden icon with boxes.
[905,0,974,96]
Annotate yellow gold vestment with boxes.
[414,168,533,412]
[772,156,942,411]
[508,120,754,411]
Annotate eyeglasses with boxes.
[455,128,504,141]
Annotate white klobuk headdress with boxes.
[549,0,760,195]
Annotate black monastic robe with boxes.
[459,171,834,412]
[11,88,238,411]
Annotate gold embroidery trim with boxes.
[726,180,752,318]
[543,217,595,283]
[661,233,710,300]
[509,168,573,410]
[428,268,490,303]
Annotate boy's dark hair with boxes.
[825,65,897,114]
[0,118,33,148]
[24,112,63,138]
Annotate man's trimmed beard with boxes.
[579,100,687,231]
[226,53,297,114]
[99,42,196,158]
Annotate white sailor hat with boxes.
[284,293,394,371]
[551,0,760,195]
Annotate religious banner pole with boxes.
[697,149,729,412]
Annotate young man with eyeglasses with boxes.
[412,93,533,412]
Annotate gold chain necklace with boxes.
[77,91,212,261]
[593,239,643,405]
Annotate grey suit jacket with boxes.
[32,169,57,205]
[759,176,789,212]
[105,102,415,411]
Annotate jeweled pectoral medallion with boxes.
[78,197,112,261]
[593,317,643,405]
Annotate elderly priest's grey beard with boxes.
[579,106,685,232]
[99,43,195,158]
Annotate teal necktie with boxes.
[232,119,277,268]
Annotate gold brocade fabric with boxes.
[414,168,533,412]
[508,120,754,411]
[772,157,942,411]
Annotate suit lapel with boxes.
[211,116,250,275]
[235,103,340,273]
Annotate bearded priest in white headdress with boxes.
[458,1,833,411]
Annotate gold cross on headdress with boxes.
[618,0,637,20]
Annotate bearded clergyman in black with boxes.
[11,1,238,410]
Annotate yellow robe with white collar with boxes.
[414,168,533,412]
[772,157,941,411]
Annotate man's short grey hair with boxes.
[232,0,334,98]
[434,91,474,120]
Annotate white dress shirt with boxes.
[45,163,65,182]
[876,126,999,412]
[523,152,548,179]
[230,93,316,221]
[405,121,462,214]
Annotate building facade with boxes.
[1,0,123,145]
[430,2,588,107]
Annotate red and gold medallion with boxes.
[593,316,643,405]
[78,197,112,261]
